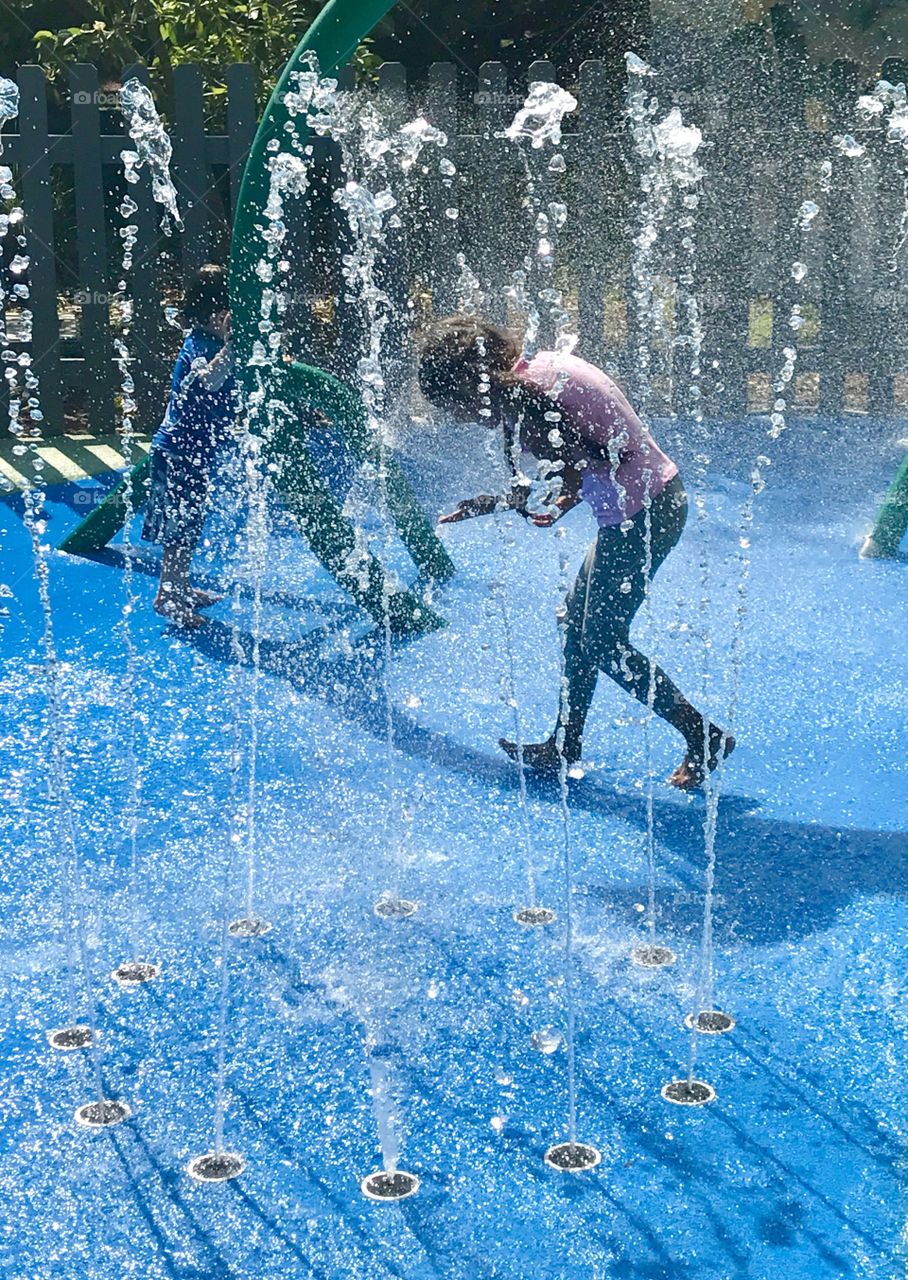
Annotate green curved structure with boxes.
[861,453,908,559]
[61,0,456,635]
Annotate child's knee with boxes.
[595,634,634,681]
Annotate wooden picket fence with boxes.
[2,51,908,439]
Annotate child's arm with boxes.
[438,482,530,525]
[438,494,501,524]
[182,313,234,395]
[191,340,233,392]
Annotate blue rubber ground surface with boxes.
[0,414,906,1280]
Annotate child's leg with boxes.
[555,520,689,755]
[555,541,601,759]
[145,449,211,626]
[156,542,193,606]
[500,538,603,768]
[504,479,732,785]
[154,541,206,626]
[555,484,688,755]
[574,491,732,784]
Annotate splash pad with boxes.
[0,2,907,1276]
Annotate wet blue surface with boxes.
[0,414,906,1279]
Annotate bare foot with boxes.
[669,726,736,791]
[499,736,577,776]
[154,597,206,630]
[859,535,884,559]
[192,588,224,608]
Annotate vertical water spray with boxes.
[227,441,275,940]
[187,584,247,1182]
[618,89,731,1104]
[625,56,706,972]
[854,81,908,266]
[109,79,184,986]
[227,123,313,940]
[503,79,600,1172]
[626,55,672,970]
[678,181,728,1068]
[188,74,329,1167]
[681,125,831,1050]
[330,96,447,922]
[1,76,130,1121]
[850,82,908,557]
[314,78,449,1197]
[542,538,601,1173]
[453,252,554,927]
[358,1040,418,1201]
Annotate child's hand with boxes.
[438,495,498,524]
[438,501,475,524]
[527,494,578,527]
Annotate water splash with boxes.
[652,108,705,182]
[0,76,106,1091]
[325,81,448,904]
[119,78,183,233]
[625,51,656,78]
[833,133,865,159]
[854,79,908,268]
[626,56,705,956]
[111,80,185,973]
[503,81,577,150]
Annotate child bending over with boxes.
[417,314,733,790]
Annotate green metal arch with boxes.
[229,0,454,634]
[862,452,908,558]
[230,0,400,360]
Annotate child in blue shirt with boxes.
[143,264,237,627]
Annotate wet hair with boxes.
[416,314,521,413]
[181,263,229,328]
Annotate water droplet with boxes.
[530,1027,562,1055]
[834,133,865,158]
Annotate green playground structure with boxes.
[861,452,908,559]
[59,0,456,636]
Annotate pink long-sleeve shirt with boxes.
[513,351,678,527]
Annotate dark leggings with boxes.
[557,474,694,752]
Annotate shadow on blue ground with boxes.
[183,614,908,952]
